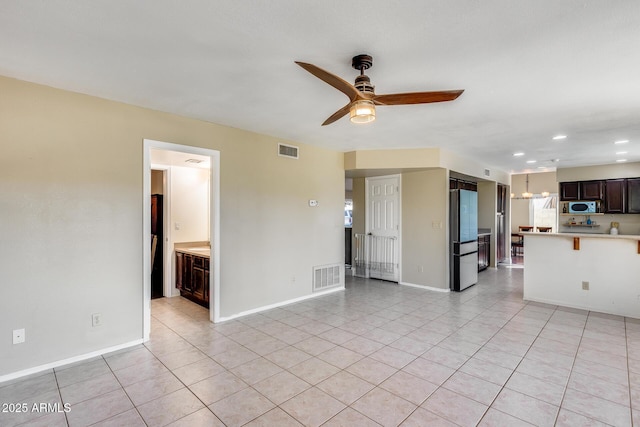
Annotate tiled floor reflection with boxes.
[2,267,639,426]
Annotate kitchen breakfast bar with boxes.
[523,232,640,319]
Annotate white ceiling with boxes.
[2,1,639,174]
[150,149,210,169]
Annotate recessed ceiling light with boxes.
[616,159,627,162]
[513,152,525,157]
[616,151,628,155]
[526,160,537,164]
[185,158,204,163]
[614,140,629,144]
[552,135,567,140]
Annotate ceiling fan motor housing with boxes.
[354,74,375,94]
[352,54,375,94]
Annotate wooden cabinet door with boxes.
[581,180,604,200]
[627,178,640,213]
[560,182,579,201]
[605,179,626,213]
[192,265,205,301]
[182,255,193,292]
[204,266,210,304]
[176,252,184,290]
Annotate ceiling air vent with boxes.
[278,143,299,159]
[484,169,491,177]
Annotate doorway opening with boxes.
[143,139,220,341]
[151,169,165,299]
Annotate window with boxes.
[344,200,353,227]
[530,195,557,232]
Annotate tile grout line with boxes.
[51,367,70,427]
[625,318,635,427]
[142,310,226,426]
[550,307,587,427]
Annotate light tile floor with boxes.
[2,267,639,426]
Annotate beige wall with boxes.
[170,166,210,244]
[345,148,511,186]
[350,178,366,266]
[351,169,450,289]
[401,169,449,289]
[477,181,498,266]
[0,75,344,377]
[511,172,557,195]
[557,162,640,182]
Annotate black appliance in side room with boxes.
[450,189,478,291]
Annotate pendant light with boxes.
[522,174,533,198]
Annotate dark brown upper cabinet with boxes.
[605,179,626,213]
[560,182,580,201]
[562,177,640,213]
[580,180,604,200]
[627,178,640,213]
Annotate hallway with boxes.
[1,267,638,426]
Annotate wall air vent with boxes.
[313,264,342,292]
[278,143,299,159]
[484,169,491,177]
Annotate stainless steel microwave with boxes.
[568,201,597,213]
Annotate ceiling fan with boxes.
[295,54,464,126]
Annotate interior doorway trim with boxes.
[143,139,221,341]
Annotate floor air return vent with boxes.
[313,264,341,292]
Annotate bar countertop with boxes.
[521,231,640,241]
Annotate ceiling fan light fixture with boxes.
[349,100,376,124]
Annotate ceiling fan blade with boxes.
[295,61,361,102]
[373,89,464,106]
[322,104,351,126]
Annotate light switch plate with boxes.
[92,313,102,327]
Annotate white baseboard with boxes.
[0,339,144,384]
[399,281,450,293]
[216,286,345,323]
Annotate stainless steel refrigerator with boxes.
[450,189,478,291]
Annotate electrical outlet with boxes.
[13,329,25,344]
[582,281,589,290]
[92,313,102,327]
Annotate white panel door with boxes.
[366,176,400,281]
